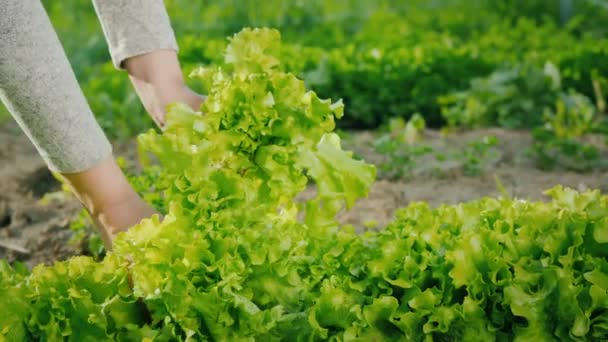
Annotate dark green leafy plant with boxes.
[439,62,562,128]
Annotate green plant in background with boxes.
[439,57,606,172]
[546,92,596,137]
[0,105,9,124]
[81,64,156,140]
[373,139,434,179]
[458,135,500,176]
[532,92,606,171]
[439,62,563,128]
[372,115,434,179]
[432,135,500,177]
[29,0,607,137]
[373,115,501,179]
[489,0,608,38]
[393,113,426,144]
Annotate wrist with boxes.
[123,49,184,88]
[60,156,157,249]
[123,49,204,127]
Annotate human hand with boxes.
[123,49,204,128]
[60,155,158,250]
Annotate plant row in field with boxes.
[29,0,608,138]
[1,28,607,342]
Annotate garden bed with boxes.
[2,120,606,268]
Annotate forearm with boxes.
[91,0,178,70]
[0,0,112,173]
[0,0,156,248]
[60,156,156,249]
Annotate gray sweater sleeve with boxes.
[0,0,178,173]
[92,0,179,69]
[0,0,112,173]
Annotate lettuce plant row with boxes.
[1,28,607,342]
[43,1,608,137]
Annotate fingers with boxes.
[156,87,206,128]
[185,90,206,113]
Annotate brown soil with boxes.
[1,121,607,268]
[0,121,132,268]
[0,122,82,268]
[333,128,608,230]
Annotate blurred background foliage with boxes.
[0,0,606,137]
